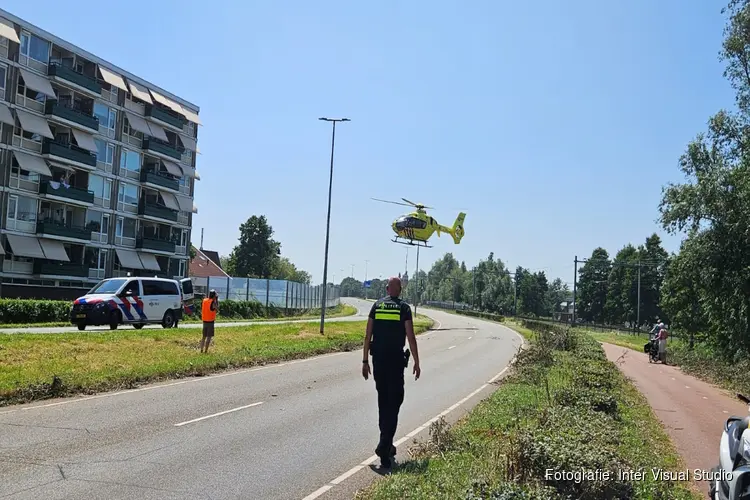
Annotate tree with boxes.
[545,278,570,315]
[637,234,669,325]
[273,257,311,284]
[340,277,365,298]
[228,215,281,279]
[576,248,611,323]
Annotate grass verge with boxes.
[0,315,433,407]
[0,304,358,329]
[356,319,699,500]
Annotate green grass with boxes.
[357,319,699,500]
[0,304,358,329]
[0,315,433,407]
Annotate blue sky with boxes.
[4,0,735,286]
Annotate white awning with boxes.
[127,81,153,104]
[138,252,161,271]
[146,122,169,142]
[179,164,196,178]
[16,108,54,139]
[39,239,70,262]
[192,203,198,214]
[178,134,196,152]
[124,111,152,136]
[181,107,201,125]
[97,65,128,91]
[13,151,52,177]
[162,159,183,177]
[116,248,144,269]
[196,145,200,155]
[161,192,180,211]
[71,129,97,153]
[5,234,45,259]
[194,170,201,180]
[0,17,20,43]
[0,102,14,127]
[19,68,56,99]
[149,89,185,116]
[174,194,193,212]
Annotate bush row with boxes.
[455,309,506,322]
[0,298,337,324]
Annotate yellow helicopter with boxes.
[372,198,466,248]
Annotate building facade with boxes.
[0,10,200,300]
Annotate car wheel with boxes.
[109,310,120,330]
[133,323,144,329]
[162,310,176,328]
[77,324,86,331]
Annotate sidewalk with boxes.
[601,343,749,494]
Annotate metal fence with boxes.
[191,276,341,309]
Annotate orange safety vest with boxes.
[202,298,217,322]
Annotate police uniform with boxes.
[368,295,412,464]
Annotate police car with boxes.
[70,276,194,331]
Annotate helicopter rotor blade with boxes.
[401,198,434,210]
[371,197,413,207]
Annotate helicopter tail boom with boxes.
[437,212,466,244]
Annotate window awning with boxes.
[16,109,54,139]
[0,17,20,43]
[194,170,201,180]
[6,234,45,259]
[160,192,180,211]
[180,164,196,178]
[178,134,197,152]
[138,252,161,271]
[192,203,198,214]
[124,111,152,136]
[97,65,128,92]
[127,81,153,104]
[146,122,169,142]
[13,151,52,177]
[196,145,200,155]
[0,102,14,127]
[39,238,70,262]
[71,129,97,153]
[116,248,144,269]
[181,107,201,126]
[174,194,193,212]
[162,159,183,177]
[149,89,185,116]
[19,68,56,99]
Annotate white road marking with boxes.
[448,345,456,350]
[174,401,263,427]
[685,385,690,389]
[468,336,472,340]
[301,484,333,500]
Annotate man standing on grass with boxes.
[200,289,218,354]
[361,276,421,470]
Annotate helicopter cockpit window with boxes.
[411,217,427,229]
[396,216,426,230]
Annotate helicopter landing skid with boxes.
[392,237,432,248]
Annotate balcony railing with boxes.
[33,260,89,278]
[44,99,99,131]
[39,180,95,204]
[36,219,93,241]
[138,199,178,222]
[140,170,179,191]
[145,104,185,129]
[137,236,176,253]
[42,139,97,167]
[48,63,102,94]
[142,138,181,160]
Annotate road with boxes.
[0,301,372,335]
[602,343,749,495]
[0,298,523,500]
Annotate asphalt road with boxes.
[0,301,372,335]
[0,298,523,500]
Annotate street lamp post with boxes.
[319,117,350,334]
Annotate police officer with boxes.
[361,276,421,469]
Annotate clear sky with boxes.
[4,0,735,287]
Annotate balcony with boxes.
[48,63,102,95]
[145,104,185,130]
[39,180,95,205]
[137,237,176,253]
[142,138,181,160]
[140,170,179,191]
[44,100,99,133]
[33,260,89,278]
[36,219,93,241]
[139,200,178,222]
[42,139,97,168]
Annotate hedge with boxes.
[455,309,506,322]
[0,298,332,325]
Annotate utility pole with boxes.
[413,245,421,316]
[472,268,476,310]
[318,117,350,334]
[572,256,578,326]
[200,228,204,250]
[350,264,354,278]
[636,260,641,331]
[364,259,369,299]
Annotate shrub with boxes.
[456,309,506,322]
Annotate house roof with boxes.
[189,247,230,278]
[201,249,222,269]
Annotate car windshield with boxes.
[88,278,127,295]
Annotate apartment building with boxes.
[0,10,200,300]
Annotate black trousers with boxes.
[372,355,405,458]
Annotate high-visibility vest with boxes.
[202,298,217,322]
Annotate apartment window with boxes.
[12,123,42,153]
[0,63,6,100]
[181,229,189,247]
[115,216,137,239]
[89,174,112,207]
[178,175,190,194]
[94,138,114,167]
[10,162,40,193]
[94,102,116,137]
[85,247,107,270]
[16,76,46,112]
[120,149,141,175]
[6,194,38,233]
[117,182,138,207]
[20,31,50,66]
[178,259,186,277]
